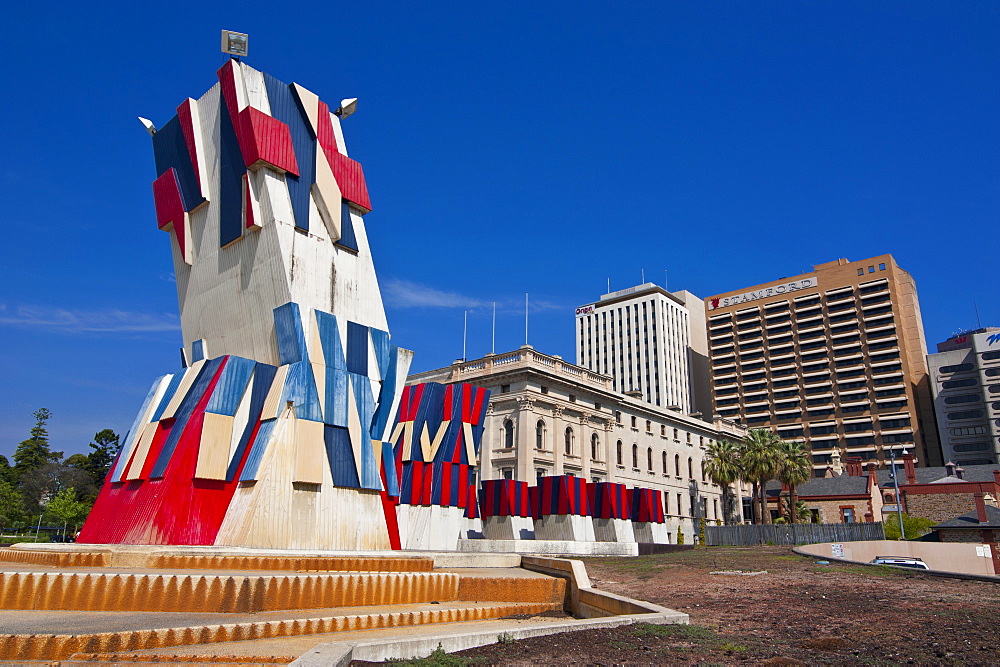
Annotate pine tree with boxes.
[84,429,119,487]
[13,409,62,482]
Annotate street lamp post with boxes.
[888,448,907,539]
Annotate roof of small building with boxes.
[765,475,870,497]
[877,463,1000,488]
[933,505,1000,530]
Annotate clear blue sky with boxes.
[1,1,997,459]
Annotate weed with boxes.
[631,623,717,640]
[388,643,473,666]
[719,642,749,652]
[609,640,636,650]
[496,632,515,645]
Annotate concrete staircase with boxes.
[0,548,565,662]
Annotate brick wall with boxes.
[806,499,870,524]
[905,493,977,522]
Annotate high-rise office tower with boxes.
[928,328,1000,466]
[575,283,711,416]
[703,255,941,474]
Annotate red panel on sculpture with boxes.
[316,100,372,212]
[78,360,253,545]
[216,60,242,120]
[236,106,299,176]
[152,169,188,259]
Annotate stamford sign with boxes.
[709,277,819,310]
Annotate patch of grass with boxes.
[609,639,637,650]
[774,555,803,561]
[631,623,717,640]
[718,642,749,652]
[388,644,476,666]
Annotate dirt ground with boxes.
[386,546,1000,665]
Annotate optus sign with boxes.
[576,306,594,315]
[708,277,819,310]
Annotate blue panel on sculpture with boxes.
[315,310,346,370]
[110,375,168,481]
[282,361,323,422]
[179,347,188,368]
[191,339,205,363]
[240,418,277,481]
[346,321,369,376]
[349,372,380,489]
[324,366,349,427]
[227,363,278,481]
[370,328,390,380]
[150,356,225,478]
[382,441,399,497]
[218,88,245,247]
[152,115,204,212]
[149,371,186,423]
[410,383,446,464]
[336,200,359,251]
[206,356,255,416]
[441,419,463,464]
[369,345,397,439]
[263,73,315,232]
[273,302,307,365]
[324,425,360,488]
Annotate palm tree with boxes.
[776,440,811,524]
[704,439,741,525]
[740,428,781,524]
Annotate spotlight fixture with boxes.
[334,98,358,119]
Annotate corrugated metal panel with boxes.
[263,72,315,232]
[346,321,369,376]
[324,424,360,488]
[237,106,299,175]
[240,418,277,481]
[152,116,205,212]
[149,371,186,422]
[206,355,255,416]
[226,363,277,481]
[273,302,306,365]
[335,199,359,251]
[370,344,398,441]
[316,310,346,370]
[218,87,246,248]
[281,361,323,423]
[324,366,349,427]
[150,356,226,478]
[111,375,170,482]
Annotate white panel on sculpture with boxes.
[229,372,254,463]
[290,83,320,137]
[160,360,206,420]
[330,111,348,156]
[262,365,290,421]
[240,63,272,114]
[312,152,342,242]
[124,422,159,481]
[196,412,234,480]
[294,418,325,484]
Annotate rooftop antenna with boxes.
[525,293,529,346]
[221,30,249,60]
[641,268,645,284]
[975,301,983,328]
[664,269,668,291]
[607,277,610,294]
[462,310,468,361]
[491,302,496,354]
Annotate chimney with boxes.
[902,453,916,485]
[956,466,966,480]
[845,456,863,477]
[830,451,843,476]
[866,462,878,490]
[945,461,956,478]
[993,470,1000,492]
[975,493,989,524]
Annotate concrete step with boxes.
[0,600,562,661]
[0,547,434,573]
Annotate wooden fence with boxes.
[706,522,885,546]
